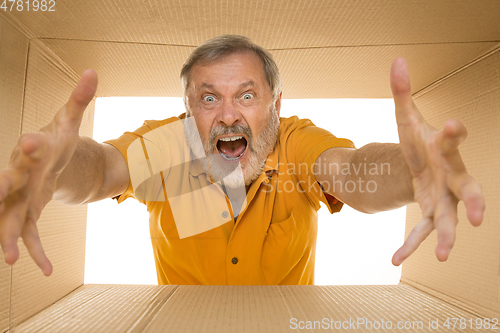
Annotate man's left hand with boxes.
[389,57,485,266]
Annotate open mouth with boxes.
[216,135,248,161]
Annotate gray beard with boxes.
[183,107,280,188]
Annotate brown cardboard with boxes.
[0,13,30,333]
[8,1,500,48]
[0,0,499,331]
[13,285,178,333]
[14,285,487,332]
[403,47,500,319]
[6,1,500,99]
[0,14,28,168]
[38,39,193,98]
[0,258,9,333]
[272,42,499,99]
[29,39,499,99]
[8,39,95,329]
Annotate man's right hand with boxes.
[0,69,98,276]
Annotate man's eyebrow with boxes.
[199,83,215,90]
[198,81,255,91]
[239,81,255,88]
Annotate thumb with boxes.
[65,69,98,121]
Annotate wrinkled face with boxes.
[184,51,281,188]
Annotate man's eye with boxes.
[203,95,216,102]
[242,93,254,100]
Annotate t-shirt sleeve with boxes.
[283,117,356,214]
[104,117,180,204]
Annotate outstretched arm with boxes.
[316,143,414,214]
[53,137,128,205]
[315,58,485,265]
[0,70,129,276]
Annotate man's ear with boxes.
[275,92,282,117]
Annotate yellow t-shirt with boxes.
[106,114,355,285]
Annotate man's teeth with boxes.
[219,135,243,142]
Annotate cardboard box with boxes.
[1,1,499,331]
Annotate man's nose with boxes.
[216,100,242,127]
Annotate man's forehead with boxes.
[190,52,265,80]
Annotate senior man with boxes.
[0,35,484,285]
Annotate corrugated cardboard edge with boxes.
[126,285,179,333]
[12,285,179,333]
[9,284,85,332]
[413,42,500,99]
[11,284,489,333]
[26,39,81,85]
[140,285,487,333]
[401,280,498,319]
[2,12,34,39]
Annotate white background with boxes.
[85,97,406,285]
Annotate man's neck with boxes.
[220,183,247,221]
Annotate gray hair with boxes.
[180,35,281,102]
